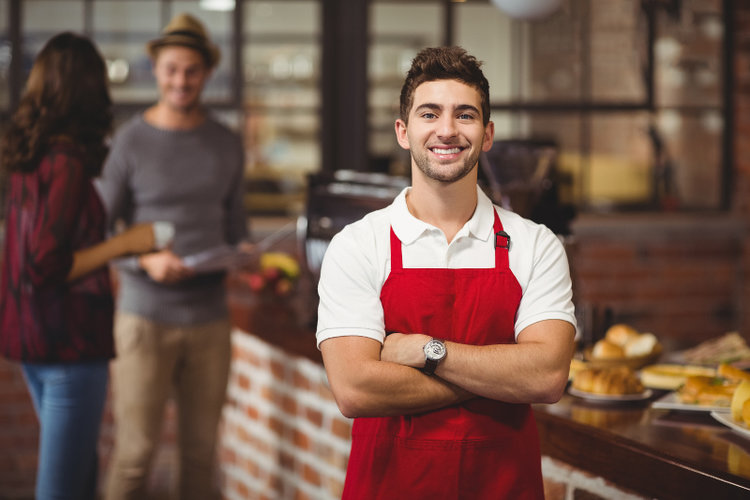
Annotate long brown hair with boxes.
[399,46,490,127]
[0,32,113,176]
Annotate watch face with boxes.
[425,340,446,360]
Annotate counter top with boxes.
[535,393,750,499]
[227,282,750,499]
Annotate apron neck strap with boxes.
[493,209,510,269]
[389,209,510,271]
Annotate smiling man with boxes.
[316,46,577,499]
[96,13,247,500]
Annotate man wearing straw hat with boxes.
[97,13,247,500]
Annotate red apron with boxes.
[342,210,544,500]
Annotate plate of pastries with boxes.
[570,364,652,401]
[645,333,750,414]
[583,323,662,370]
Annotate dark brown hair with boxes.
[399,46,490,126]
[0,32,112,176]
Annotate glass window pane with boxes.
[243,0,321,215]
[654,109,723,209]
[491,112,583,208]
[0,0,9,111]
[368,1,442,171]
[91,1,162,104]
[589,0,648,102]
[454,4,518,104]
[585,113,653,209]
[654,1,723,108]
[22,1,85,81]
[169,1,234,102]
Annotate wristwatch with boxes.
[422,338,447,375]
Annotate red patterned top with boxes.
[0,141,114,363]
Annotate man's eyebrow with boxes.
[414,103,480,114]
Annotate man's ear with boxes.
[395,119,410,150]
[482,121,495,152]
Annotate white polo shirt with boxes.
[315,186,576,348]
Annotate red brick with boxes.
[304,406,323,427]
[330,417,352,440]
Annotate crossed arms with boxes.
[320,318,575,418]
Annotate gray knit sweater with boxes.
[95,114,248,325]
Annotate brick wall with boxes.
[219,332,349,500]
[0,360,37,499]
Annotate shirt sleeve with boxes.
[94,134,133,230]
[315,225,387,348]
[25,151,86,286]
[514,226,576,335]
[223,135,249,244]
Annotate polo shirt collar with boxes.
[390,186,496,245]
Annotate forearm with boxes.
[67,234,129,282]
[321,336,473,418]
[436,340,571,404]
[385,320,575,405]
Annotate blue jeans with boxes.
[22,360,109,500]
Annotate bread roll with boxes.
[605,323,640,347]
[718,363,750,383]
[624,333,658,358]
[732,379,750,422]
[572,366,644,395]
[592,339,625,359]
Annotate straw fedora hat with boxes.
[147,13,220,68]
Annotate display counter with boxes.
[535,393,750,499]
[226,281,750,499]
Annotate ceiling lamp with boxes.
[200,0,235,11]
[490,0,563,20]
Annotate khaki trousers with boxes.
[104,312,232,500]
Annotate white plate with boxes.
[711,411,750,439]
[651,391,731,413]
[568,386,653,402]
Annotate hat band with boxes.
[165,29,207,43]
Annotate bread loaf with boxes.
[592,339,625,359]
[605,323,640,347]
[624,333,658,358]
[572,366,644,395]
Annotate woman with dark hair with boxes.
[0,32,157,499]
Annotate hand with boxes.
[139,249,194,284]
[381,333,432,368]
[119,223,156,254]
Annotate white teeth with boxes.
[432,147,461,154]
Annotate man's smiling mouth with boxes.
[431,147,463,155]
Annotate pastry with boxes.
[572,366,644,395]
[640,364,716,390]
[591,339,625,360]
[624,333,658,358]
[605,323,640,347]
[678,375,737,407]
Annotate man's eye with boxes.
[422,112,437,119]
[458,113,474,120]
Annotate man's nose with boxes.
[436,116,458,138]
